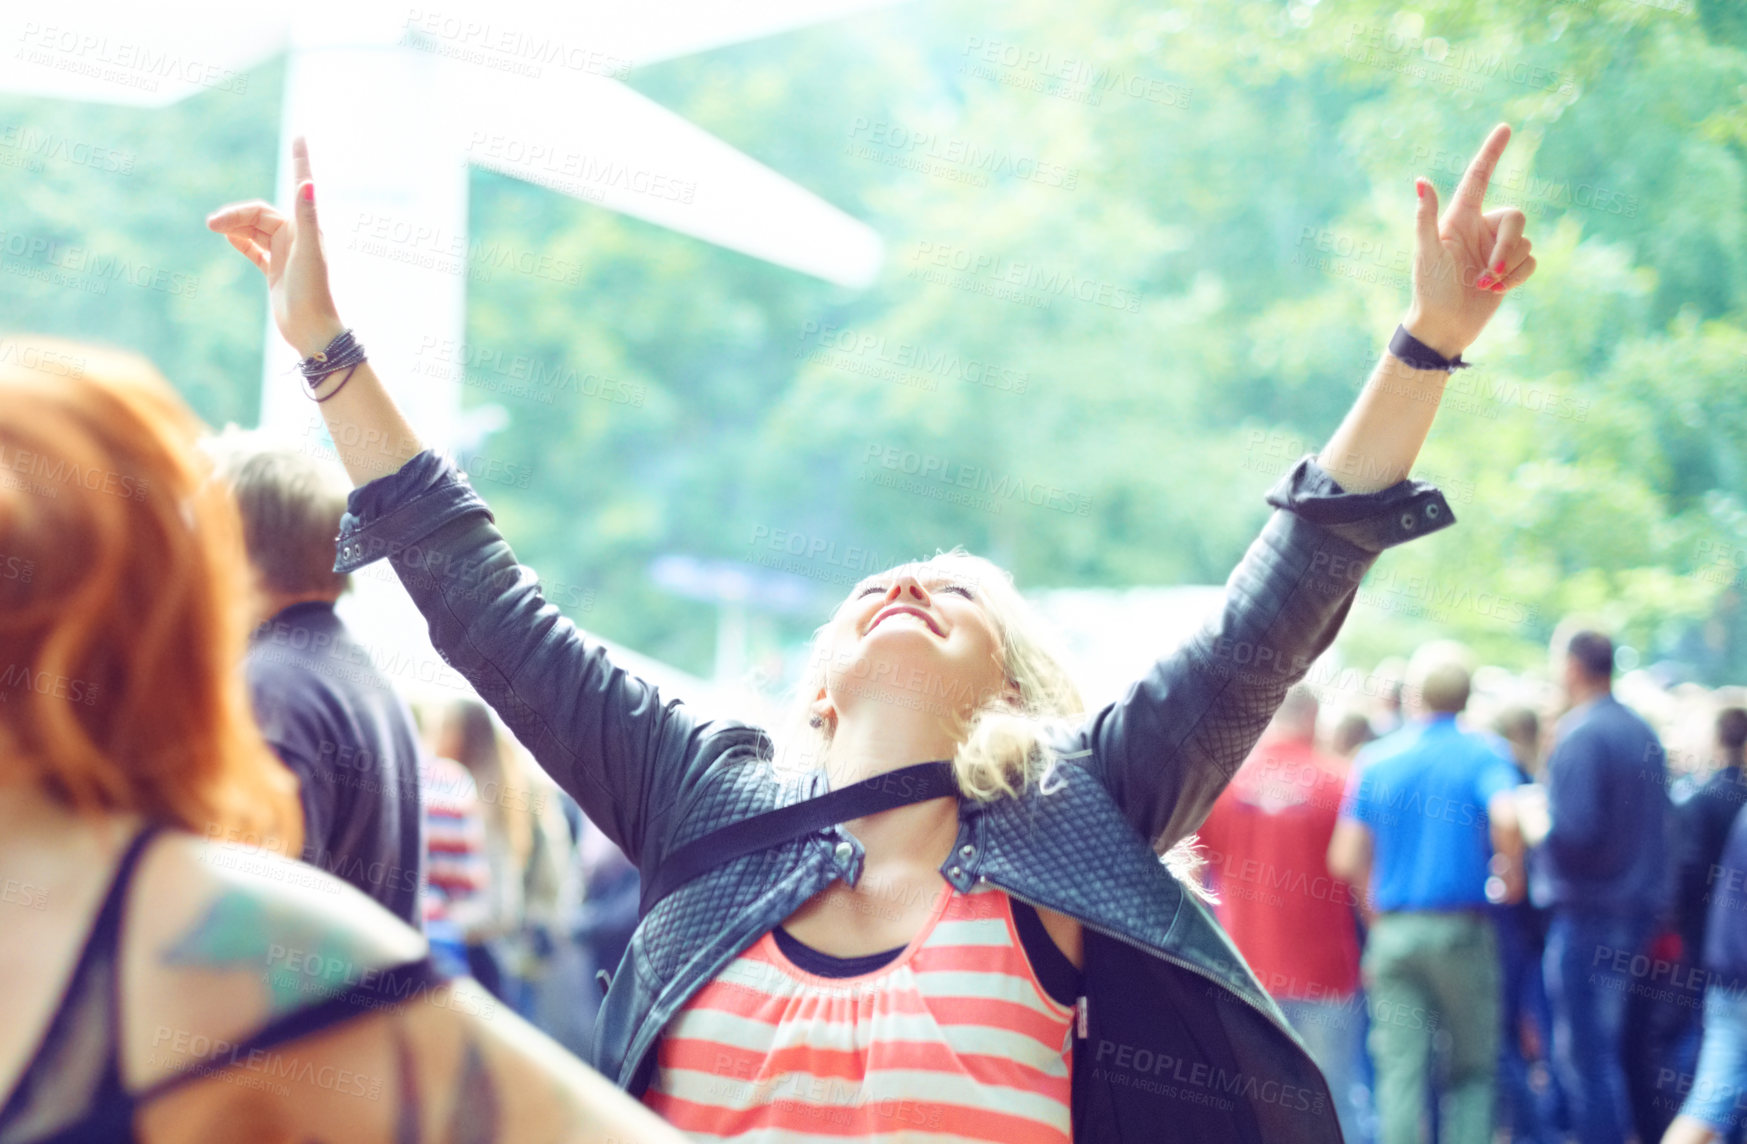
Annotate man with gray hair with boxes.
[1328,641,1526,1144]
[210,432,426,925]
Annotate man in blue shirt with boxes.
[1530,628,1671,1144]
[1329,642,1524,1144]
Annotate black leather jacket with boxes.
[334,450,1452,1142]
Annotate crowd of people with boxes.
[6,121,1689,1144]
[1198,634,1747,1144]
[15,366,1739,1144]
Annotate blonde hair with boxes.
[0,337,301,852]
[773,549,1084,800]
[1406,640,1475,716]
[772,548,1211,892]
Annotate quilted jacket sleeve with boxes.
[1067,455,1454,852]
[331,450,729,869]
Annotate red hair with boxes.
[0,336,300,851]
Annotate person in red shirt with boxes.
[1199,685,1372,1144]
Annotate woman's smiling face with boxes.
[816,561,1012,726]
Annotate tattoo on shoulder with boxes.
[161,888,389,1017]
[394,1022,500,1144]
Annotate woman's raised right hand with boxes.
[208,136,345,359]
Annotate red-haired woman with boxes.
[0,340,691,1144]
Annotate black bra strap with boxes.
[96,825,163,947]
[135,954,453,1104]
[639,760,958,917]
[100,824,164,1087]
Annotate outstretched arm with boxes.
[207,137,419,485]
[207,139,717,865]
[1079,125,1535,848]
[1319,123,1535,491]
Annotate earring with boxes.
[809,714,824,729]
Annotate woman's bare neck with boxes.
[822,712,963,872]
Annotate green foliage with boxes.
[0,59,284,426]
[2,3,1744,685]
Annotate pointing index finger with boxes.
[1452,123,1512,211]
[292,135,313,187]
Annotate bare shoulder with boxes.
[122,831,426,1089]
[126,835,691,1144]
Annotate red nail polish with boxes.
[1475,274,1495,290]
[301,183,314,202]
[1493,259,1505,273]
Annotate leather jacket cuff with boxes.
[332,449,493,573]
[1266,454,1454,553]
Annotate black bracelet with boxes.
[309,364,360,403]
[300,329,367,388]
[1388,324,1470,372]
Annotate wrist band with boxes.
[310,364,360,403]
[299,329,367,388]
[1389,325,1470,372]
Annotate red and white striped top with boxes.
[643,880,1076,1142]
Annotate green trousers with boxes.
[1362,911,1500,1144]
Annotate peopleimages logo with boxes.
[796,322,1030,394]
[844,117,1079,190]
[411,336,647,407]
[0,443,149,501]
[907,241,1142,314]
[0,664,100,706]
[0,337,85,379]
[14,22,250,95]
[1089,1039,1324,1113]
[860,444,1093,517]
[958,37,1193,110]
[0,229,199,298]
[403,9,633,79]
[0,126,135,174]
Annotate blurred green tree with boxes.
[2,0,1743,689]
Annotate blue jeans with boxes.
[1279,994,1375,1144]
[1495,905,1562,1144]
[1543,908,1656,1144]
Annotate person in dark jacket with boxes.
[208,122,1538,1142]
[1662,798,1747,1144]
[1679,710,1747,967]
[1648,707,1747,1139]
[1530,627,1673,1144]
[210,435,428,926]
